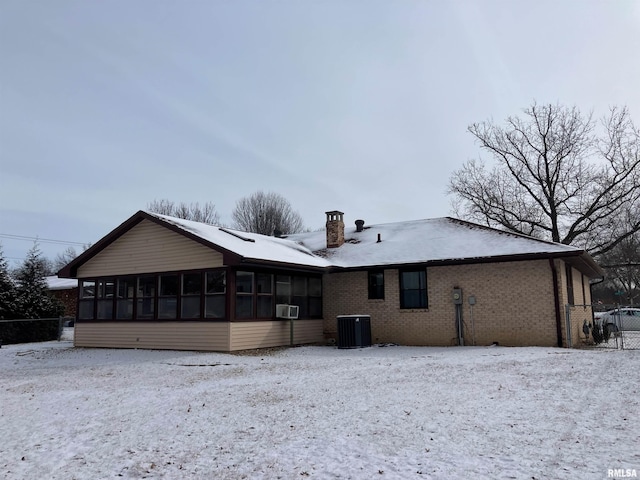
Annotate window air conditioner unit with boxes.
[276,304,299,320]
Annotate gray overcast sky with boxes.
[1,0,639,266]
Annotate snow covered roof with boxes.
[58,211,602,278]
[287,217,592,269]
[144,212,332,269]
[46,276,78,290]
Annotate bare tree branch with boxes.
[449,103,640,258]
[146,199,221,225]
[231,191,305,235]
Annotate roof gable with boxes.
[58,211,330,277]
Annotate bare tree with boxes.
[53,244,91,272]
[449,103,640,257]
[146,199,221,225]
[231,191,305,235]
[596,229,640,304]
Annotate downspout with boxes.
[548,258,563,347]
[588,276,604,309]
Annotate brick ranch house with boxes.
[46,276,78,318]
[58,210,603,351]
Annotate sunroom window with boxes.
[96,279,115,320]
[78,280,95,320]
[137,276,155,319]
[275,275,322,318]
[256,273,273,318]
[308,277,322,317]
[181,273,202,319]
[116,278,134,319]
[205,271,226,318]
[293,276,308,318]
[275,275,291,305]
[235,271,254,318]
[158,274,178,319]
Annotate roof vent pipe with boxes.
[377,233,381,243]
[355,219,365,232]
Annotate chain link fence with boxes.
[568,304,640,350]
[0,317,74,347]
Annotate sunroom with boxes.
[77,270,323,322]
[59,211,330,351]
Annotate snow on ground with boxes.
[1,332,638,480]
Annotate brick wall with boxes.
[323,259,565,347]
[50,288,78,318]
[325,212,344,248]
[557,261,594,347]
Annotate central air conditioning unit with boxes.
[276,304,299,319]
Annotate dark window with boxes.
[78,280,95,320]
[236,271,254,318]
[158,275,178,319]
[275,275,291,305]
[368,270,384,299]
[292,276,308,318]
[181,273,202,319]
[78,270,321,322]
[308,277,322,317]
[276,275,322,319]
[400,269,427,309]
[96,279,115,319]
[256,273,273,318]
[116,278,134,319]
[137,276,156,319]
[205,271,226,318]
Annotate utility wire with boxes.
[0,233,88,246]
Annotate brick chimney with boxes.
[325,211,345,248]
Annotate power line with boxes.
[0,233,88,246]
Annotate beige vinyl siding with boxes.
[77,220,223,277]
[75,322,230,351]
[229,319,324,351]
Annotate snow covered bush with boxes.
[0,245,19,320]
[13,243,64,320]
[0,243,64,345]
